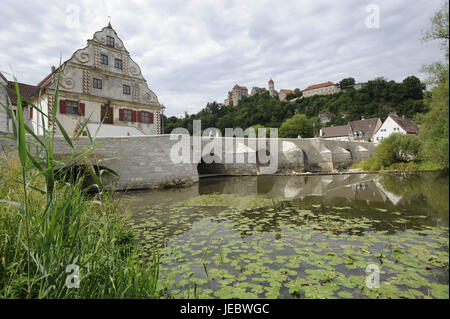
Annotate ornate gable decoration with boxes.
[91,24,128,52]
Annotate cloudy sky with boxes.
[0,0,444,117]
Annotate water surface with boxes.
[121,172,449,299]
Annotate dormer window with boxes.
[106,36,114,47]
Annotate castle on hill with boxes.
[224,79,294,106]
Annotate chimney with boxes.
[51,66,56,73]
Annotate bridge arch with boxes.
[279,141,306,173]
[197,153,225,177]
[55,164,119,191]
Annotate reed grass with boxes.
[0,71,163,298]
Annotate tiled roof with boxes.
[349,118,381,137]
[233,84,247,90]
[389,114,419,134]
[321,124,351,138]
[280,89,294,94]
[7,81,40,105]
[303,81,335,91]
[268,78,274,83]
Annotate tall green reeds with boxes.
[0,71,162,298]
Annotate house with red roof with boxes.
[302,81,341,98]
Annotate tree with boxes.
[418,77,449,169]
[402,76,425,100]
[421,0,449,58]
[420,0,449,86]
[375,133,421,167]
[279,114,320,138]
[339,77,356,89]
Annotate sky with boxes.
[0,0,445,117]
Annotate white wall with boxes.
[373,116,406,143]
[0,75,9,133]
[52,96,158,137]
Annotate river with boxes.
[119,172,449,299]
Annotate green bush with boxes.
[375,133,421,167]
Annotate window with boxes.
[123,109,132,121]
[100,54,108,65]
[115,58,122,69]
[381,129,386,132]
[93,78,102,89]
[141,111,150,123]
[106,36,115,47]
[66,100,79,114]
[393,127,400,131]
[123,85,131,95]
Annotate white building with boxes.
[0,74,38,134]
[32,23,162,137]
[0,72,9,132]
[373,114,419,143]
[302,81,341,98]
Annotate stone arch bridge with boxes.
[52,135,375,190]
[1,134,375,190]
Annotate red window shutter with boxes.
[150,112,154,124]
[119,109,124,121]
[79,103,85,116]
[137,111,142,123]
[132,110,137,122]
[59,100,66,114]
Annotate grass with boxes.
[0,72,164,298]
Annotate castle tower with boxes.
[268,78,277,97]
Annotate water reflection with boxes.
[122,172,449,244]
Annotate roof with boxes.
[0,72,8,84]
[389,114,419,134]
[36,63,67,89]
[280,89,294,94]
[233,84,247,90]
[349,118,381,136]
[303,81,335,92]
[7,81,40,105]
[321,124,352,138]
[268,78,274,83]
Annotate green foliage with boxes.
[356,134,422,170]
[376,133,421,167]
[339,77,355,89]
[418,77,449,169]
[421,0,449,58]
[165,76,427,135]
[420,1,449,86]
[279,114,320,138]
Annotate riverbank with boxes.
[0,156,164,298]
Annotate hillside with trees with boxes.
[164,75,428,138]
